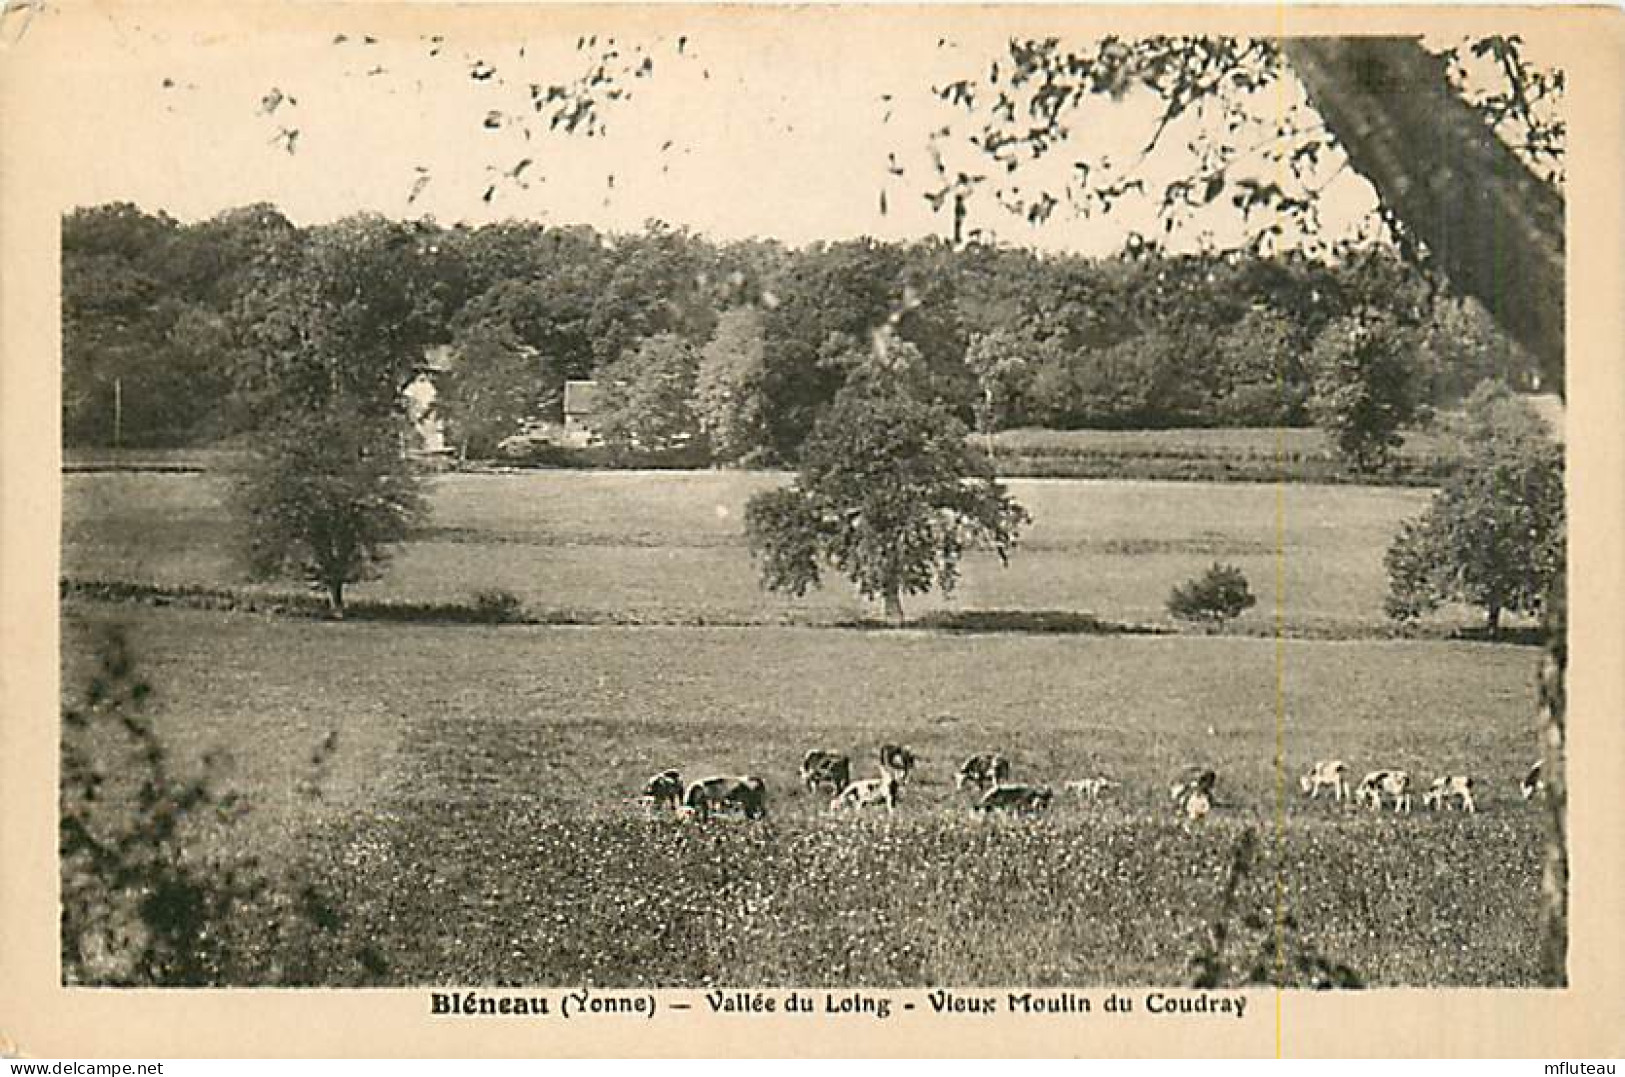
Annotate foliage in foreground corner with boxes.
[60,625,386,985]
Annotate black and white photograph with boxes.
[4,0,1622,1060]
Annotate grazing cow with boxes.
[681,776,769,822]
[831,773,900,813]
[1299,760,1350,802]
[1169,766,1218,805]
[1423,775,1477,814]
[1184,789,1213,821]
[1064,777,1118,803]
[1355,770,1413,814]
[973,783,1053,818]
[1521,759,1546,802]
[955,753,1011,791]
[641,769,685,814]
[799,750,851,795]
[878,744,917,784]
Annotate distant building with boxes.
[404,354,606,460]
[403,344,455,456]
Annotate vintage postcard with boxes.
[2,1,1622,1059]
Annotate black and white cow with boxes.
[878,744,917,785]
[1521,759,1546,802]
[973,783,1052,818]
[955,753,1011,792]
[1355,770,1413,814]
[641,769,685,814]
[1423,775,1477,814]
[1169,766,1218,805]
[682,776,769,822]
[799,750,852,795]
[831,773,900,813]
[1299,760,1350,802]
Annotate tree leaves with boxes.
[922,34,1561,252]
[744,390,1030,621]
[1384,383,1564,632]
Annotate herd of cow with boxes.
[1298,757,1548,815]
[638,747,1551,823]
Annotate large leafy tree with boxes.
[228,215,448,612]
[1211,306,1308,425]
[1307,308,1422,472]
[586,223,721,370]
[694,307,772,465]
[1384,383,1564,634]
[61,203,252,447]
[744,388,1030,623]
[757,239,912,461]
[592,332,704,454]
[917,30,1567,981]
[233,407,428,616]
[434,331,545,461]
[231,214,455,420]
[964,326,1046,448]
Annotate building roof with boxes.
[564,380,601,416]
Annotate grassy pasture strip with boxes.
[62,430,1454,486]
[62,611,1544,848]
[66,470,1502,638]
[62,607,1543,827]
[62,448,250,473]
[62,577,1545,646]
[61,606,1545,986]
[977,427,1453,486]
[981,454,1446,487]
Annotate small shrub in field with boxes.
[1167,563,1258,631]
[471,588,525,624]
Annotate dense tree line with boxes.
[63,201,1534,462]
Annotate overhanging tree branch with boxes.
[1284,38,1565,396]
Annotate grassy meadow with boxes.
[980,426,1453,485]
[64,468,1489,635]
[60,466,1551,987]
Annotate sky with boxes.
[20,4,1556,257]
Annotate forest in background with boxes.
[62,201,1535,465]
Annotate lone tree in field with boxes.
[229,215,447,615]
[235,409,428,617]
[744,388,1030,624]
[1384,383,1564,635]
[1167,563,1258,632]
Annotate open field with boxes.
[62,423,1456,485]
[62,603,1547,987]
[63,468,1501,636]
[61,468,1550,986]
[980,426,1452,484]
